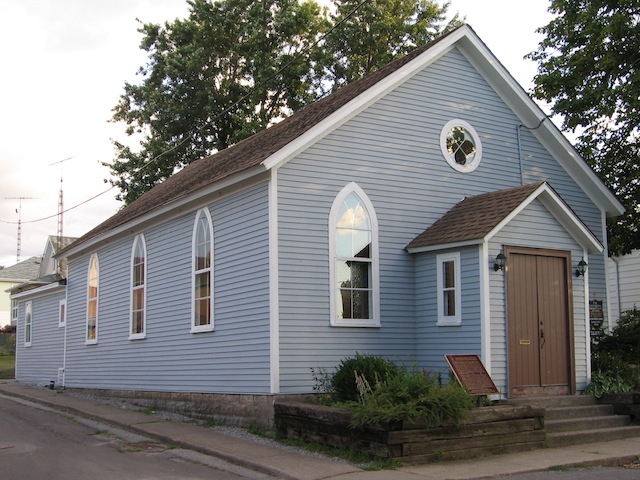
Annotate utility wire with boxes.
[1,0,371,226]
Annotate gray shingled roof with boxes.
[60,27,461,256]
[405,182,545,250]
[0,256,42,282]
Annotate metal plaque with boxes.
[445,354,499,396]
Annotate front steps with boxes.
[508,395,640,448]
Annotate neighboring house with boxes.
[0,256,41,327]
[12,26,624,420]
[608,249,640,325]
[7,236,77,385]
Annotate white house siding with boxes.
[608,249,640,324]
[64,183,271,394]
[14,287,66,386]
[490,199,588,394]
[414,247,482,376]
[275,47,604,394]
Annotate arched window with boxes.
[86,253,99,343]
[130,235,147,339]
[329,183,380,327]
[192,208,214,332]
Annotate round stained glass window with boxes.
[440,120,482,172]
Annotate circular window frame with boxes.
[440,119,483,173]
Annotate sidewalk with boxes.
[1,380,639,480]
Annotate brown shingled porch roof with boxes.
[405,182,546,251]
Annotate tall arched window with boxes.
[192,208,214,332]
[329,183,379,327]
[86,253,99,343]
[130,235,147,339]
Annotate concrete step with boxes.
[546,414,631,433]
[507,395,598,408]
[545,404,615,420]
[547,425,640,448]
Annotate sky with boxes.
[0,0,554,268]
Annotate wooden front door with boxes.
[506,247,575,397]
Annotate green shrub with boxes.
[331,353,400,403]
[586,308,640,397]
[348,368,474,428]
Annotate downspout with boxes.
[62,283,68,388]
[609,255,621,327]
[517,118,547,186]
[516,126,524,185]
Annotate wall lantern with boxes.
[575,258,588,277]
[494,252,506,271]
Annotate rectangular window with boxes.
[59,299,66,328]
[437,252,461,326]
[11,299,18,325]
[24,301,32,346]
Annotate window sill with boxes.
[85,339,98,345]
[129,333,146,341]
[331,319,380,328]
[437,318,461,327]
[24,342,32,348]
[191,324,214,334]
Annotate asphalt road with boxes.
[0,395,274,480]
[486,465,640,480]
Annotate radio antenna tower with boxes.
[4,197,36,263]
[49,157,73,251]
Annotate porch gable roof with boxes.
[405,182,603,254]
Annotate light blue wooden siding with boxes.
[490,199,588,393]
[415,247,482,376]
[64,183,271,393]
[276,47,605,393]
[15,289,65,386]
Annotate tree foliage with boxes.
[321,0,459,91]
[106,0,459,204]
[107,0,329,204]
[528,0,640,255]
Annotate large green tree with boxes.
[107,0,329,204]
[321,0,459,91]
[528,0,640,255]
[107,0,458,205]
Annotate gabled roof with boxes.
[405,182,603,254]
[59,25,623,259]
[0,256,41,283]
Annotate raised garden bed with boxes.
[274,400,545,464]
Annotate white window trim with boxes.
[437,252,462,326]
[129,234,147,340]
[24,301,32,347]
[191,208,214,333]
[86,253,99,345]
[58,299,66,328]
[329,182,380,327]
[440,119,483,173]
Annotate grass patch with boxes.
[549,465,571,471]
[0,355,15,379]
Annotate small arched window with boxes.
[130,235,147,339]
[329,183,380,327]
[192,208,214,332]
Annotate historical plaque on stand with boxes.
[445,354,499,396]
